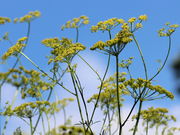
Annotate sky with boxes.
[1,0,180,134]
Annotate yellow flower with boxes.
[138,15,148,21]
[128,17,136,23]
[136,23,143,28]
[121,23,130,30]
[18,37,28,42]
[13,18,18,23]
[61,15,89,30]
[91,26,98,32]
[158,23,179,37]
[15,10,41,23]
[42,37,86,63]
[0,16,11,25]
[169,24,179,28]
[82,19,89,24]
[91,18,125,32]
[117,19,125,24]
[90,41,106,50]
[1,37,28,60]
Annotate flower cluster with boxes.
[119,57,134,68]
[45,98,74,115]
[47,125,92,135]
[88,72,128,111]
[42,37,86,63]
[2,101,50,118]
[0,16,11,25]
[90,29,132,55]
[1,37,28,60]
[89,15,147,55]
[0,66,53,99]
[122,78,174,100]
[61,15,89,30]
[132,107,176,130]
[14,10,41,23]
[127,15,147,31]
[158,23,179,37]
[166,127,180,135]
[91,18,125,32]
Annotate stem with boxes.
[45,113,50,134]
[100,112,108,134]
[86,30,112,130]
[146,120,149,135]
[149,36,172,81]
[76,28,79,42]
[155,125,159,135]
[29,117,33,135]
[107,103,111,135]
[41,116,46,135]
[62,107,67,125]
[20,52,75,96]
[132,34,148,80]
[115,55,122,135]
[108,30,112,40]
[127,67,132,79]
[68,65,86,133]
[32,63,66,134]
[77,54,102,81]
[74,73,90,128]
[53,114,56,130]
[122,99,138,126]
[162,127,167,135]
[89,54,111,125]
[133,100,143,135]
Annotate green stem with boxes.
[74,72,90,128]
[77,54,102,81]
[122,99,138,127]
[76,28,79,42]
[162,127,167,135]
[127,67,132,79]
[155,125,159,135]
[41,116,46,135]
[107,102,111,135]
[20,52,75,96]
[133,100,143,135]
[45,113,50,134]
[115,55,122,135]
[108,30,112,40]
[100,112,108,134]
[29,117,33,135]
[68,65,86,133]
[88,54,111,125]
[146,120,149,135]
[150,36,172,81]
[53,114,56,130]
[32,62,65,134]
[132,34,148,80]
[62,107,67,125]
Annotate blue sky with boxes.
[1,0,180,134]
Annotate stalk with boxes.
[20,52,75,96]
[133,100,143,135]
[29,117,33,135]
[146,120,149,135]
[115,55,122,135]
[68,65,86,133]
